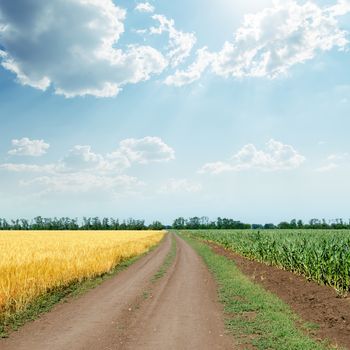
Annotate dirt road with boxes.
[1,233,233,350]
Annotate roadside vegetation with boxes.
[181,233,333,350]
[185,229,350,295]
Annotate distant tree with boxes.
[200,216,209,228]
[126,218,146,230]
[102,218,110,230]
[217,217,223,229]
[290,219,297,229]
[309,219,321,229]
[82,217,91,230]
[187,217,201,229]
[33,216,44,230]
[92,217,101,230]
[278,222,291,229]
[149,221,164,230]
[109,218,119,230]
[173,217,186,230]
[297,220,304,229]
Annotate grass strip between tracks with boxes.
[180,233,334,350]
[0,235,166,338]
[151,233,177,283]
[139,234,177,305]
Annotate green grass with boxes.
[151,234,177,283]
[0,240,163,338]
[140,234,177,304]
[181,232,333,350]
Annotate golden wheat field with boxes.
[0,230,164,319]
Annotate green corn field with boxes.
[184,230,350,294]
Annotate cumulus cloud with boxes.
[165,0,350,85]
[61,145,104,171]
[8,138,50,157]
[118,136,175,164]
[330,0,350,16]
[150,14,196,67]
[199,139,305,174]
[135,2,155,13]
[0,0,167,97]
[159,178,202,194]
[1,0,348,95]
[0,136,175,194]
[164,47,214,86]
[60,144,131,173]
[212,0,349,79]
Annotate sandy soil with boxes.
[0,234,233,350]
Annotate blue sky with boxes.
[0,0,350,224]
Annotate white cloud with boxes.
[316,163,339,172]
[231,140,305,170]
[212,0,349,79]
[118,136,175,164]
[61,145,103,171]
[316,152,350,172]
[0,163,57,173]
[46,136,175,177]
[164,47,214,86]
[330,0,350,16]
[2,137,174,173]
[59,144,132,173]
[150,14,196,67]
[166,0,350,86]
[135,2,155,13]
[199,161,237,175]
[159,178,202,194]
[0,0,167,97]
[0,136,175,194]
[327,153,350,161]
[135,28,148,36]
[8,138,50,157]
[1,0,347,94]
[20,173,143,195]
[199,139,305,174]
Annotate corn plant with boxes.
[186,229,350,295]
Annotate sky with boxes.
[0,0,350,224]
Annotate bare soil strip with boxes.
[0,234,233,350]
[208,242,350,349]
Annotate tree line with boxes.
[173,217,350,230]
[172,217,251,229]
[0,216,350,230]
[0,217,163,231]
